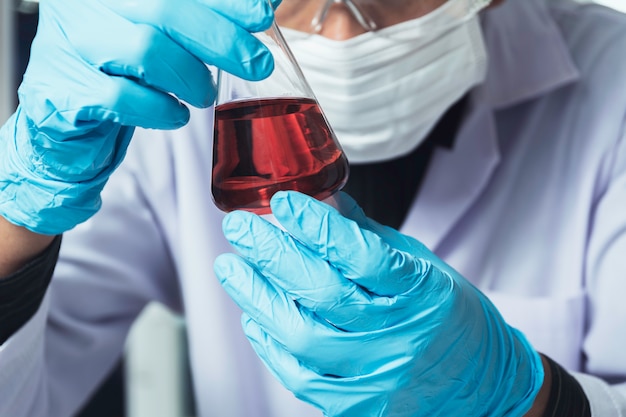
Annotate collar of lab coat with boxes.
[401,0,580,250]
[480,0,580,110]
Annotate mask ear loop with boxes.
[311,0,333,33]
[343,0,378,31]
[311,0,378,34]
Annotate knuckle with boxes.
[286,328,314,357]
[284,372,311,395]
[128,25,163,74]
[92,77,129,119]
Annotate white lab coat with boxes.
[1,0,626,416]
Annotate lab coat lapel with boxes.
[401,100,499,251]
[400,0,580,251]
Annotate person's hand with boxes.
[214,191,544,417]
[0,0,277,235]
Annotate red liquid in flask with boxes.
[212,97,349,214]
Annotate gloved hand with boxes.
[0,0,278,235]
[214,191,544,417]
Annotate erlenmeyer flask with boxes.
[211,18,349,214]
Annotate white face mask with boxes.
[281,0,489,164]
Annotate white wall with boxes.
[125,303,195,417]
[1,0,15,124]
[594,0,626,12]
[576,0,626,12]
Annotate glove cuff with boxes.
[496,327,546,417]
[0,109,134,235]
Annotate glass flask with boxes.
[211,19,349,214]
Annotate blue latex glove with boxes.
[214,191,544,417]
[0,0,277,235]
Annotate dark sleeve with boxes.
[0,235,61,344]
[542,354,591,417]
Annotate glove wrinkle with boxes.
[216,191,544,417]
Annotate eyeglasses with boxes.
[274,0,491,35]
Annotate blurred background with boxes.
[597,0,626,10]
[1,0,625,416]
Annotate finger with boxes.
[103,0,275,81]
[221,211,400,331]
[334,191,437,260]
[215,253,427,376]
[76,23,215,108]
[335,191,462,281]
[221,210,423,331]
[270,191,425,297]
[200,0,275,32]
[103,0,275,33]
[242,315,382,378]
[214,253,302,332]
[24,16,190,130]
[221,211,362,307]
[23,63,189,131]
[332,191,381,231]
[80,74,190,129]
[243,318,401,417]
[214,254,344,363]
[242,317,330,410]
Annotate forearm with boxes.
[0,215,55,277]
[0,229,60,344]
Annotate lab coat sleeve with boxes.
[0,128,182,417]
[572,373,626,417]
[581,114,626,416]
[0,293,51,417]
